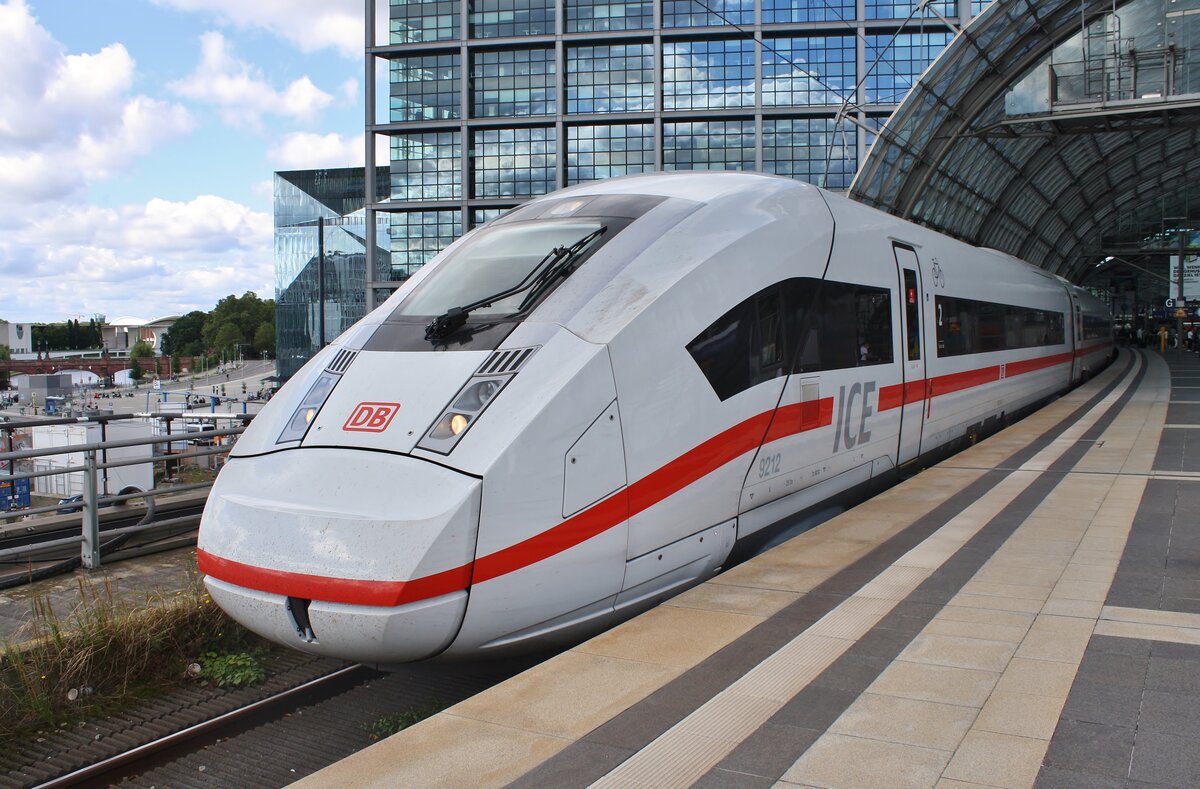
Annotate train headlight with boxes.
[277,371,341,444]
[417,374,509,454]
[453,379,501,411]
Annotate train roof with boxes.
[527,170,817,206]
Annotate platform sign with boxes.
[0,477,30,510]
[1170,255,1200,300]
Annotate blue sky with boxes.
[0,0,370,324]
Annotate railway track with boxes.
[0,494,208,587]
[2,652,540,789]
[38,663,377,789]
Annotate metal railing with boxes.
[1,413,251,570]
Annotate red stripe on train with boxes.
[201,345,1094,606]
[878,349,1076,411]
[201,399,834,605]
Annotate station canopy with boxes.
[850,0,1200,285]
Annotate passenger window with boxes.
[687,283,789,400]
[935,294,1066,357]
[793,281,892,372]
[688,277,894,401]
[756,291,784,372]
[855,288,892,366]
[904,269,921,361]
[687,298,754,401]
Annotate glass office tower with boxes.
[275,168,390,379]
[367,0,993,300]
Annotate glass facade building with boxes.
[275,168,390,379]
[367,0,995,300]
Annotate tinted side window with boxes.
[1082,314,1111,340]
[793,281,892,373]
[689,277,895,401]
[687,297,754,401]
[936,295,1066,357]
[856,288,893,365]
[686,282,793,401]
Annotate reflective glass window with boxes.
[762,118,857,189]
[970,0,994,14]
[664,39,755,110]
[470,0,553,38]
[763,36,856,106]
[472,208,511,228]
[864,0,953,19]
[935,295,1065,356]
[390,0,459,43]
[567,44,654,114]
[865,32,953,103]
[390,133,462,201]
[664,121,755,171]
[567,124,655,184]
[473,127,556,198]
[396,221,605,318]
[663,0,752,27]
[472,49,556,117]
[391,55,461,121]
[390,211,463,279]
[275,170,389,379]
[687,277,895,400]
[763,0,854,24]
[566,0,652,31]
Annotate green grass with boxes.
[0,573,260,742]
[364,701,443,741]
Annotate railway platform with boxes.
[299,346,1200,789]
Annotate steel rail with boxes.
[0,510,202,560]
[33,663,377,789]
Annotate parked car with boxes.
[56,494,84,514]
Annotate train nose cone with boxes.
[197,449,479,664]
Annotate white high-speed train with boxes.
[198,173,1112,664]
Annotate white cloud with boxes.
[170,32,334,127]
[250,179,275,203]
[0,0,195,204]
[269,131,362,169]
[0,195,273,322]
[153,0,363,58]
[268,131,392,172]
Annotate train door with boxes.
[894,244,926,465]
[1069,294,1083,382]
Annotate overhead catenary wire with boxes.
[684,0,961,188]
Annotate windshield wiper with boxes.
[425,226,606,341]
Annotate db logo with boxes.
[342,402,401,433]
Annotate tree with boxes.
[212,322,244,358]
[202,293,274,354]
[253,322,275,357]
[162,310,206,357]
[130,340,154,380]
[130,340,154,361]
[171,354,182,374]
[0,344,9,390]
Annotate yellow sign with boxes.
[1176,308,1188,318]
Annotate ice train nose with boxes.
[197,448,479,663]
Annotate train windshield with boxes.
[394,220,606,320]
